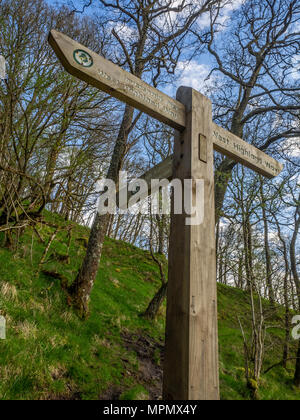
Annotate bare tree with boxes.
[141,211,168,320]
[273,214,291,369]
[69,0,226,317]
[259,177,276,305]
[290,191,300,386]
[193,0,300,222]
[0,0,113,246]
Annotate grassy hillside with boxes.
[0,212,299,400]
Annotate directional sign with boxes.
[49,30,185,131]
[49,30,283,179]
[49,29,285,401]
[116,156,173,209]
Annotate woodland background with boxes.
[0,0,299,399]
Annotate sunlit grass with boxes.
[0,210,299,400]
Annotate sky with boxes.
[46,0,300,98]
[46,0,299,163]
[45,0,299,237]
[46,0,245,98]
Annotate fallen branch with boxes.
[37,227,60,273]
[0,222,30,233]
[41,270,69,289]
[264,357,300,375]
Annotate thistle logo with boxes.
[292,316,300,340]
[73,49,93,67]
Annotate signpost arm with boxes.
[48,30,283,400]
[163,87,219,400]
[49,30,283,178]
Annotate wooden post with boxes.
[49,31,283,400]
[49,30,283,179]
[163,87,219,400]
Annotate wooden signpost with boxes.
[49,30,283,400]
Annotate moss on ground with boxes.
[0,211,299,400]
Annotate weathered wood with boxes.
[48,30,185,131]
[140,155,174,184]
[49,30,283,179]
[212,123,282,179]
[163,87,219,400]
[152,124,284,179]
[119,126,282,206]
[119,133,283,207]
[117,155,173,209]
[49,28,285,402]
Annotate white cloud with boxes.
[153,0,193,31]
[198,0,245,30]
[175,60,216,93]
[283,137,300,158]
[154,0,244,32]
[291,54,300,80]
[197,12,211,29]
[225,0,245,11]
[112,22,137,42]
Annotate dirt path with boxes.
[121,332,164,400]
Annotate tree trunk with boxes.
[214,160,236,224]
[68,105,135,317]
[259,180,275,305]
[243,214,253,292]
[156,213,165,255]
[106,214,114,238]
[223,260,227,285]
[276,219,291,369]
[283,268,290,369]
[219,253,223,284]
[291,194,300,386]
[238,255,243,289]
[131,213,142,245]
[141,282,168,320]
[37,227,60,273]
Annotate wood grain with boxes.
[48,30,185,131]
[117,156,173,209]
[163,87,219,400]
[49,29,283,179]
[212,123,282,179]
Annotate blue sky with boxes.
[45,0,245,99]
[43,0,299,239]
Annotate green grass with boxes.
[0,211,299,400]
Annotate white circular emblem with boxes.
[73,49,93,67]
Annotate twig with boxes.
[37,227,60,273]
[0,222,29,232]
[264,357,300,375]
